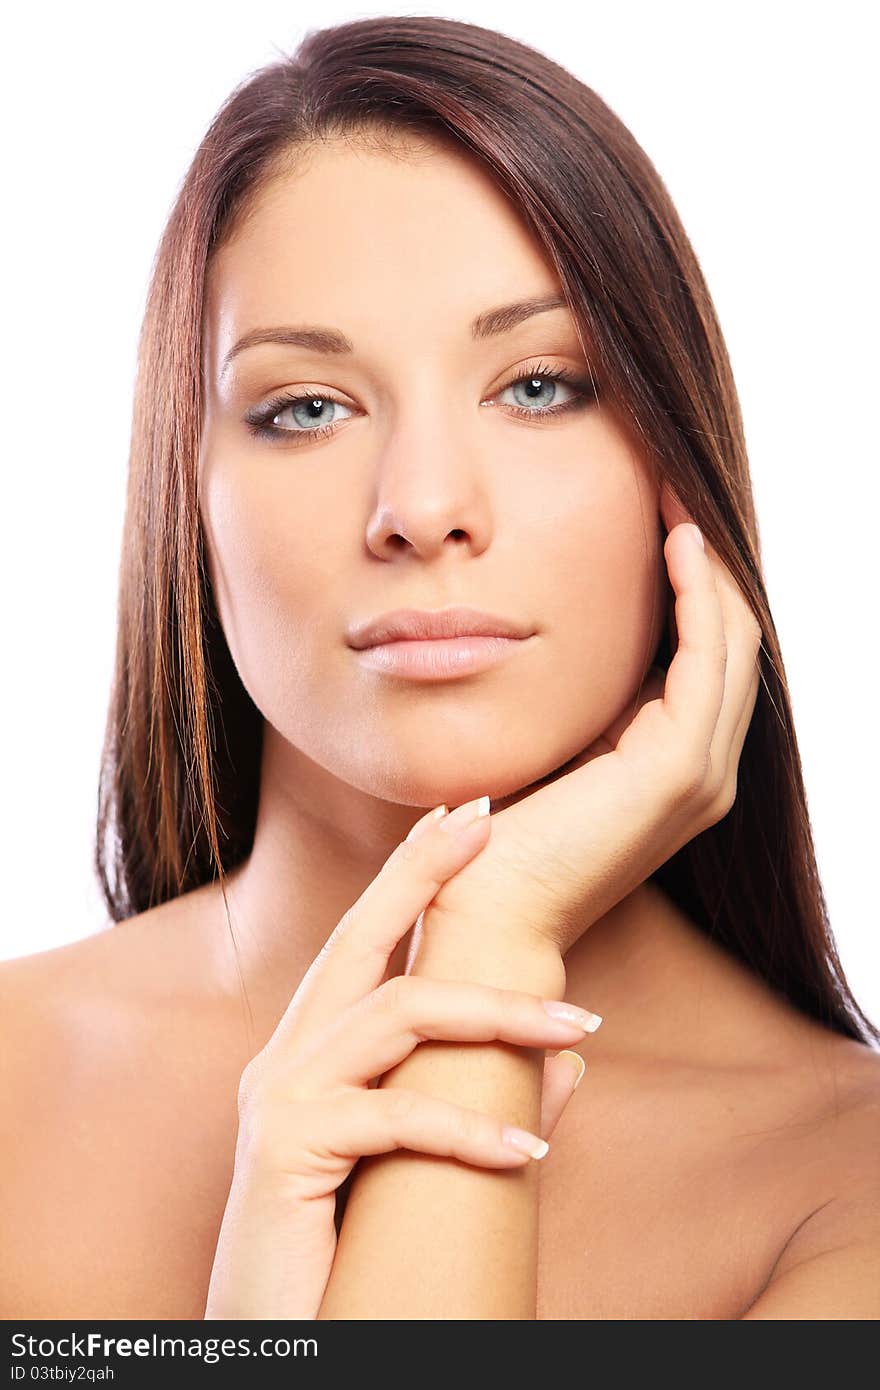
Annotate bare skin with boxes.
[2,129,877,1318]
[1,874,877,1320]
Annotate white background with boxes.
[2,2,877,1030]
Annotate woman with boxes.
[3,16,877,1320]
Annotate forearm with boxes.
[317,921,565,1319]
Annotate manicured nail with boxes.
[688,523,704,550]
[438,795,491,833]
[502,1126,550,1160]
[558,1050,587,1089]
[542,1000,603,1032]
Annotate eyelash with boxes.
[243,360,599,446]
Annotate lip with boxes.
[353,633,532,681]
[347,605,534,649]
[347,606,536,683]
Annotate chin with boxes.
[353,741,591,812]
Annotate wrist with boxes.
[411,904,567,997]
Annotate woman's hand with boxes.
[416,480,764,962]
[203,804,597,1321]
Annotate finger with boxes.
[660,482,764,801]
[261,1086,554,1177]
[379,804,449,984]
[660,481,762,775]
[285,976,603,1093]
[719,651,762,797]
[404,803,450,843]
[657,519,728,771]
[701,552,764,782]
[282,798,493,1035]
[540,1050,586,1138]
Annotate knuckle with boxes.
[711,774,739,820]
[494,984,524,1020]
[453,978,497,1020]
[235,1072,281,1154]
[704,751,727,801]
[240,1101,315,1175]
[237,1106,282,1166]
[372,973,411,1018]
[235,1070,327,1172]
[383,1087,419,1126]
[668,743,711,803]
[394,836,421,867]
[455,1104,485,1145]
[237,1054,314,1121]
[322,907,389,976]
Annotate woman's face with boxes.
[199,132,667,809]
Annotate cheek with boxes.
[534,478,665,747]
[200,464,339,725]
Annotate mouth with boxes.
[346,605,536,682]
[348,604,533,644]
[351,633,534,681]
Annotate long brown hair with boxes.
[95,15,878,1050]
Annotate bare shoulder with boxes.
[0,895,245,1318]
[0,931,121,1084]
[808,1027,880,1130]
[771,1029,880,1251]
[2,905,167,1030]
[781,1017,880,1159]
[0,885,236,1098]
[0,916,156,1111]
[739,1031,880,1318]
[823,1032,880,1181]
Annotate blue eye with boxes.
[244,359,598,446]
[496,363,591,416]
[245,392,354,442]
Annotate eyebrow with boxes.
[219,293,571,378]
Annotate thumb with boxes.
[540,1050,586,1139]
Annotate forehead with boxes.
[202,134,562,366]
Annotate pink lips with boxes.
[347,606,535,682]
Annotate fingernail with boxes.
[542,1000,603,1032]
[502,1126,550,1160]
[688,523,704,550]
[405,805,448,843]
[438,795,491,833]
[557,1050,587,1089]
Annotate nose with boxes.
[363,416,493,561]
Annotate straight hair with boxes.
[95,15,878,1050]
